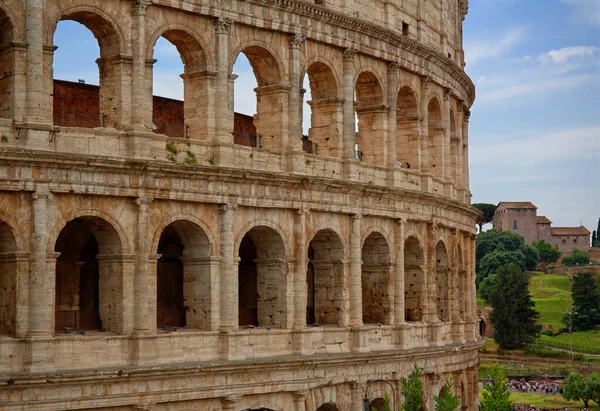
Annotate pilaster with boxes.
[342,48,357,167]
[386,61,399,184]
[393,218,405,326]
[349,213,363,327]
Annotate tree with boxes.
[520,244,540,271]
[596,218,600,247]
[588,373,600,407]
[400,364,425,411]
[433,378,460,411]
[472,203,497,233]
[477,250,526,285]
[531,240,561,265]
[479,364,512,411]
[569,271,600,331]
[593,230,598,247]
[476,229,524,272]
[562,372,592,409]
[489,264,540,349]
[563,249,591,266]
[479,274,497,303]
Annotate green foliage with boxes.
[592,230,598,247]
[1,135,7,143]
[433,378,460,411]
[165,142,178,154]
[168,155,176,163]
[472,203,497,233]
[490,264,540,349]
[207,155,215,165]
[563,249,591,266]
[531,240,561,264]
[596,218,600,247]
[562,372,592,408]
[520,244,540,271]
[589,373,600,407]
[568,271,600,331]
[370,392,392,411]
[479,364,512,411]
[479,273,497,303]
[400,364,424,411]
[478,250,526,285]
[476,229,524,270]
[184,151,197,164]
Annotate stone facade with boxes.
[492,202,591,253]
[0,0,480,409]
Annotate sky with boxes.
[53,1,600,235]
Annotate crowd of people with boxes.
[508,379,561,395]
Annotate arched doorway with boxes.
[0,7,16,120]
[316,403,339,411]
[238,226,287,328]
[0,220,17,335]
[404,236,425,322]
[396,86,419,170]
[435,241,450,321]
[54,217,123,333]
[369,398,386,411]
[355,71,385,165]
[361,232,391,325]
[427,97,444,179]
[307,230,345,326]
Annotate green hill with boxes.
[528,271,572,329]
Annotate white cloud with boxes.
[464,28,524,64]
[562,0,600,26]
[471,126,600,167]
[538,46,599,64]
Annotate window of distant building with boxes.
[513,220,517,229]
[573,239,577,244]
[562,239,566,244]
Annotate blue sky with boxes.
[463,0,600,233]
[53,1,600,234]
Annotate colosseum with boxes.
[0,0,480,408]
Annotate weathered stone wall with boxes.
[0,0,479,409]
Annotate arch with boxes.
[47,209,131,254]
[0,5,16,120]
[435,240,450,321]
[303,60,342,157]
[156,220,213,329]
[50,7,127,129]
[396,85,419,170]
[404,235,425,322]
[238,225,288,328]
[148,26,211,139]
[355,70,386,165]
[369,398,386,411]
[427,96,444,178]
[316,403,340,411]
[0,219,18,335]
[361,231,391,325]
[54,216,125,333]
[307,229,346,326]
[151,214,217,258]
[232,43,282,86]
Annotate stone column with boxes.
[214,18,233,145]
[219,203,237,331]
[24,0,44,123]
[130,1,149,130]
[28,187,53,337]
[288,33,305,153]
[293,208,308,330]
[221,395,242,411]
[442,88,451,181]
[342,48,356,161]
[133,197,153,335]
[394,218,405,325]
[293,390,309,411]
[349,214,363,326]
[462,109,471,200]
[386,61,399,183]
[419,76,431,173]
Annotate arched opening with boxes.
[54,217,123,333]
[460,381,467,410]
[427,98,444,178]
[449,111,458,184]
[156,220,213,329]
[238,226,287,328]
[369,398,387,411]
[404,236,425,322]
[0,8,16,120]
[151,30,208,139]
[396,86,419,170]
[0,220,17,335]
[303,62,342,157]
[52,13,123,129]
[308,230,345,326]
[355,71,385,165]
[457,244,465,321]
[361,232,391,325]
[316,404,340,411]
[232,46,284,150]
[435,241,450,321]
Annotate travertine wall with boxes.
[0,0,480,409]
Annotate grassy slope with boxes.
[478,390,600,410]
[528,271,572,329]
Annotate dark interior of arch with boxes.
[0,221,17,335]
[355,71,383,107]
[362,232,391,324]
[239,234,258,326]
[316,404,339,411]
[0,8,14,45]
[370,398,386,411]
[157,225,186,328]
[404,236,425,322]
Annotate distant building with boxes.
[492,202,590,253]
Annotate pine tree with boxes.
[400,364,425,411]
[489,263,540,349]
[433,378,460,411]
[570,272,600,331]
[479,364,512,411]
